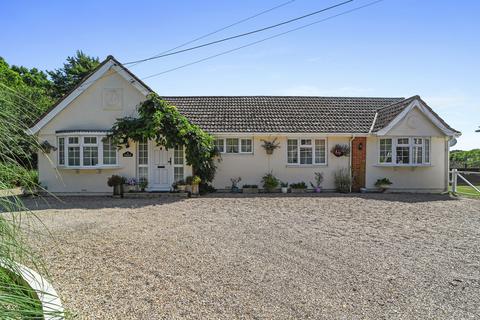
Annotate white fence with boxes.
[450,169,480,194]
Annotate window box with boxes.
[242,185,259,194]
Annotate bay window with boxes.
[287,138,327,165]
[57,134,118,168]
[378,137,431,165]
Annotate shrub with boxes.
[262,172,279,192]
[334,168,351,193]
[310,172,324,188]
[107,175,124,187]
[290,182,307,189]
[375,178,393,187]
[186,175,202,185]
[280,181,289,188]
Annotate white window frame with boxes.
[215,137,253,155]
[137,139,148,183]
[57,133,119,169]
[240,138,253,154]
[377,137,431,166]
[286,138,327,166]
[173,145,185,182]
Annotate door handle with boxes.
[168,157,172,165]
[157,165,165,168]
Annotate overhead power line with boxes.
[127,0,298,68]
[142,0,384,80]
[124,0,354,65]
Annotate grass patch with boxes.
[451,185,480,198]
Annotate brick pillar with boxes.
[351,137,367,192]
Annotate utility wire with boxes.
[127,0,298,68]
[124,0,354,65]
[142,0,384,80]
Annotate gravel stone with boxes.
[22,194,480,319]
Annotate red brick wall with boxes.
[351,137,367,192]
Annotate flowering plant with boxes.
[126,177,137,186]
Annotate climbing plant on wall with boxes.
[108,93,217,182]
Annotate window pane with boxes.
[424,139,430,163]
[287,139,298,164]
[315,139,326,164]
[68,146,80,166]
[301,139,312,145]
[300,147,313,164]
[174,146,184,165]
[174,167,184,182]
[397,138,409,145]
[214,139,224,153]
[83,146,98,166]
[241,139,252,153]
[68,137,79,144]
[84,137,97,144]
[103,138,117,165]
[58,137,65,165]
[413,146,423,164]
[396,146,410,164]
[379,138,392,163]
[226,138,239,153]
[138,140,148,165]
[138,167,148,183]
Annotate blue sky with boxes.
[2,0,479,149]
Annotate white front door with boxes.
[149,143,173,191]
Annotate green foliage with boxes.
[107,175,124,187]
[47,50,100,99]
[334,168,351,193]
[290,182,307,189]
[109,94,218,182]
[374,178,393,187]
[310,172,324,188]
[450,149,480,168]
[280,181,289,188]
[186,175,201,185]
[242,184,258,188]
[261,172,279,192]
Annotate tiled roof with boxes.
[372,96,418,132]
[163,96,404,133]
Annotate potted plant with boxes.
[242,184,259,194]
[331,144,350,157]
[280,181,289,194]
[334,169,351,193]
[375,178,393,192]
[139,179,148,192]
[107,174,124,197]
[261,138,280,155]
[176,179,187,192]
[290,182,308,193]
[125,177,138,192]
[310,172,324,193]
[188,175,201,194]
[262,172,279,192]
[230,177,242,193]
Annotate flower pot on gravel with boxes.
[242,186,259,194]
[291,188,307,193]
[281,187,288,194]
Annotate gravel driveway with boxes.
[23,194,480,319]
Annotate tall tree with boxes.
[47,50,100,99]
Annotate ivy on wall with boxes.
[108,93,217,182]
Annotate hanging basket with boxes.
[331,144,350,157]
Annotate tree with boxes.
[109,94,218,183]
[47,50,100,99]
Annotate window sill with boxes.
[374,164,432,167]
[286,164,327,168]
[57,165,122,170]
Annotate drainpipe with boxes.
[445,136,451,193]
[349,135,355,193]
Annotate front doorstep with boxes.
[122,192,188,199]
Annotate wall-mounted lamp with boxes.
[358,142,363,150]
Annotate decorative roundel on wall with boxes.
[406,115,419,129]
[102,88,123,110]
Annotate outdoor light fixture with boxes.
[358,142,363,150]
